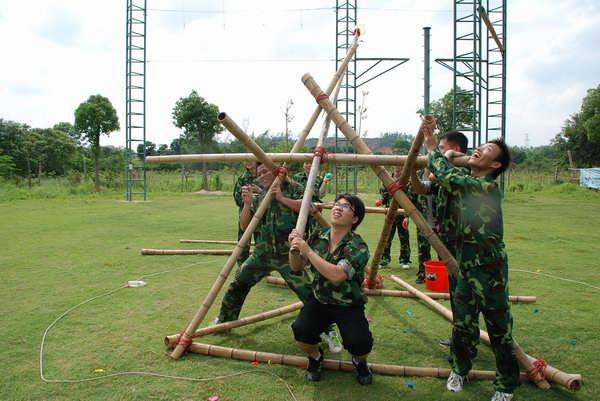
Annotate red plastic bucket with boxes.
[424,260,449,292]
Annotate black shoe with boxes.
[352,357,373,385]
[415,276,425,284]
[439,338,452,348]
[469,346,478,360]
[306,348,323,382]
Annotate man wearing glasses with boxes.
[288,194,373,385]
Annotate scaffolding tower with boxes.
[125,0,148,201]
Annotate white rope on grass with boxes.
[39,259,298,401]
[511,268,600,292]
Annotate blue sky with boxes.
[0,0,598,149]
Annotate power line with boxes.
[147,6,451,15]
[148,58,334,63]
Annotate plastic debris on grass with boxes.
[407,379,416,390]
[568,339,577,346]
[533,308,540,314]
[208,396,220,401]
[406,309,414,317]
[94,368,105,373]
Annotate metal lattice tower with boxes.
[484,0,506,144]
[335,0,358,194]
[125,0,147,201]
[453,0,484,149]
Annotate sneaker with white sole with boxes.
[446,371,465,392]
[325,329,343,353]
[401,263,410,270]
[491,391,514,401]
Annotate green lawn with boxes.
[0,190,598,401]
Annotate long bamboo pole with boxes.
[180,240,254,245]
[187,342,530,381]
[141,249,233,256]
[301,74,460,278]
[389,275,582,390]
[164,302,303,347]
[317,202,405,215]
[146,153,469,167]
[265,276,536,303]
[169,39,362,360]
[479,6,504,56]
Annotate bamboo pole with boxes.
[168,40,361,359]
[180,239,254,245]
[187,342,530,381]
[146,152,470,167]
[479,6,504,56]
[389,275,582,390]
[302,74,460,278]
[164,302,303,347]
[141,249,233,256]
[316,202,405,215]
[265,276,536,303]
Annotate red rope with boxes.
[272,166,289,177]
[386,180,405,196]
[175,332,193,348]
[363,274,384,290]
[313,146,327,163]
[528,356,548,381]
[315,93,329,104]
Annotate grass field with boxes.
[1,189,599,401]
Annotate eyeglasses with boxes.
[333,201,355,213]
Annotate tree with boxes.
[172,90,222,190]
[74,95,120,191]
[552,85,600,167]
[136,141,157,157]
[417,88,474,135]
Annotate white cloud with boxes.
[0,0,598,150]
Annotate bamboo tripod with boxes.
[155,30,581,392]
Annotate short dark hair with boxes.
[440,130,468,153]
[488,138,511,179]
[335,193,365,230]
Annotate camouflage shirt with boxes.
[233,171,258,209]
[381,182,433,224]
[428,148,506,269]
[306,227,370,306]
[250,180,304,256]
[293,172,324,202]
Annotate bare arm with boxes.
[239,186,254,230]
[410,169,429,195]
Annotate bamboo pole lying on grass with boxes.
[141,249,233,255]
[168,34,361,360]
[180,239,254,245]
[164,302,303,347]
[186,342,529,381]
[265,276,536,303]
[390,275,581,391]
[146,152,470,168]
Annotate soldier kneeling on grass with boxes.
[288,193,373,385]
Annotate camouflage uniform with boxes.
[379,185,410,265]
[429,149,520,394]
[218,180,313,322]
[291,227,373,356]
[233,170,258,267]
[409,185,433,279]
[293,171,325,238]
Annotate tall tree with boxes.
[552,85,600,167]
[417,88,474,135]
[74,95,120,191]
[172,90,222,190]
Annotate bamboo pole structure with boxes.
[164,302,303,347]
[141,249,233,256]
[180,239,254,245]
[301,74,460,278]
[186,342,530,382]
[146,153,470,168]
[290,80,342,266]
[265,276,536,303]
[316,202,405,216]
[168,37,361,360]
[389,275,581,391]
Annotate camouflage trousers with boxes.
[416,231,431,278]
[218,251,313,322]
[382,217,411,264]
[236,223,252,268]
[451,258,520,393]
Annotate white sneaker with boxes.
[401,263,410,270]
[325,329,343,353]
[446,371,465,392]
[491,391,514,401]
